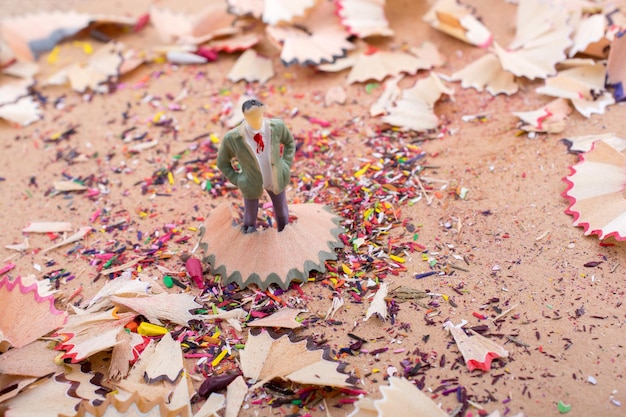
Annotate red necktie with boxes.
[254,132,264,153]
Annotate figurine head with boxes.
[242,99,265,130]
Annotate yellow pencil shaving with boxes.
[211,348,228,367]
[47,46,61,64]
[137,322,168,336]
[152,111,165,123]
[54,352,65,365]
[389,254,405,263]
[354,164,370,178]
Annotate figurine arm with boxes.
[217,135,240,186]
[279,122,295,168]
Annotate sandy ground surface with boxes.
[1,1,626,417]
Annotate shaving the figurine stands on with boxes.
[200,99,344,290]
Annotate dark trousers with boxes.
[243,190,289,231]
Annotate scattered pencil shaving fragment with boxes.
[0,275,68,349]
[5,238,29,252]
[316,53,357,73]
[54,310,136,363]
[207,32,261,52]
[240,330,351,390]
[0,11,92,61]
[114,341,172,402]
[248,308,303,329]
[491,303,518,322]
[224,376,248,417]
[143,332,184,384]
[390,286,428,302]
[194,392,225,417]
[149,4,239,45]
[128,139,159,152]
[325,295,345,320]
[360,377,448,417]
[422,0,492,48]
[111,292,201,326]
[262,0,315,25]
[606,30,626,101]
[493,0,573,80]
[346,396,377,417]
[562,140,626,241]
[72,389,187,417]
[487,411,525,417]
[450,53,518,96]
[226,0,264,19]
[239,331,276,383]
[61,42,125,93]
[0,263,16,278]
[0,95,41,126]
[99,256,146,275]
[63,364,108,405]
[227,49,274,84]
[346,48,431,84]
[336,0,394,38]
[2,60,39,78]
[290,359,354,387]
[380,73,454,132]
[0,340,63,377]
[265,1,354,66]
[109,330,145,380]
[365,282,388,321]
[370,75,401,117]
[0,78,33,107]
[86,270,151,311]
[0,40,15,65]
[535,60,614,117]
[561,133,626,153]
[165,50,208,65]
[201,203,343,290]
[167,372,193,416]
[42,226,92,254]
[513,98,572,133]
[199,307,247,322]
[445,321,509,372]
[325,85,347,106]
[0,78,40,126]
[19,274,57,298]
[569,13,609,58]
[44,42,144,93]
[23,221,72,233]
[410,41,445,68]
[3,374,83,417]
[535,230,550,241]
[53,180,88,192]
[0,375,37,404]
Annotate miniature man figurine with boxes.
[217,99,295,233]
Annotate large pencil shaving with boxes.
[0,275,67,349]
[446,322,509,372]
[143,332,184,384]
[111,292,201,326]
[563,140,626,241]
[201,203,343,290]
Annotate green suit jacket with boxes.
[217,118,295,199]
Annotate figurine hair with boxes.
[242,99,264,113]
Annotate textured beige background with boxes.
[0,1,625,417]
